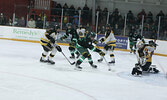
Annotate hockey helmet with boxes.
[88,32,96,40]
[148,40,157,47]
[66,23,73,29]
[55,24,60,30]
[105,24,111,31]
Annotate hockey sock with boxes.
[42,53,46,59]
[110,53,115,60]
[71,53,75,57]
[49,53,55,60]
[76,59,82,65]
[75,51,80,55]
[87,55,93,65]
[77,56,85,65]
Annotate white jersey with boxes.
[104,30,116,46]
[77,28,86,38]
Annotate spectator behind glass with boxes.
[146,11,153,24]
[69,5,75,23]
[29,0,35,8]
[127,10,134,24]
[36,17,43,29]
[112,8,120,26]
[72,11,79,26]
[0,13,6,25]
[55,3,62,16]
[39,11,47,21]
[50,18,58,29]
[101,8,108,25]
[156,10,165,21]
[6,17,12,26]
[13,17,19,26]
[30,11,38,21]
[27,18,36,28]
[63,3,69,15]
[18,17,26,27]
[137,9,146,23]
[82,4,90,25]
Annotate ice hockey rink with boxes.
[0,39,167,100]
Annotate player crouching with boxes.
[131,40,159,76]
[40,25,62,64]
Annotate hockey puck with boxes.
[108,69,111,71]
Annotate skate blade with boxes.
[108,63,115,66]
[108,68,115,72]
[74,67,82,71]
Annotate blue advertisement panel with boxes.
[96,34,128,49]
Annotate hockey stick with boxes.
[61,51,75,65]
[52,44,75,65]
[102,56,114,71]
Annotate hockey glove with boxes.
[100,38,105,43]
[93,40,98,44]
[56,45,62,52]
[60,36,66,41]
[99,51,105,56]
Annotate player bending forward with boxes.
[131,40,159,76]
[60,23,80,59]
[40,25,62,64]
[75,32,105,70]
[98,24,116,64]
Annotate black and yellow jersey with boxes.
[40,30,57,46]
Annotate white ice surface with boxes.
[0,39,167,100]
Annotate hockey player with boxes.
[131,40,159,76]
[40,25,62,64]
[75,32,105,70]
[60,23,80,59]
[98,24,116,64]
[129,31,145,54]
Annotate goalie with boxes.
[131,40,159,76]
[40,25,62,64]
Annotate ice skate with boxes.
[40,57,47,63]
[90,63,97,68]
[70,54,75,59]
[98,58,103,62]
[47,59,55,65]
[109,59,115,64]
[74,64,82,71]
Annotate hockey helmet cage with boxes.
[88,32,96,38]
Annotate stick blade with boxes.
[71,62,75,65]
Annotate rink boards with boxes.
[0,25,167,56]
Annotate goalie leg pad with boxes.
[148,65,159,73]
[141,62,151,71]
[132,64,142,75]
